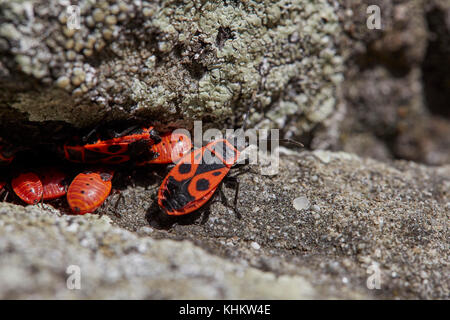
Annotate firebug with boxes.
[11,172,44,205]
[37,167,68,201]
[157,138,242,216]
[67,168,114,214]
[137,132,192,165]
[62,126,161,164]
[157,106,303,216]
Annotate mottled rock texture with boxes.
[0,151,448,299]
[0,0,448,300]
[1,1,448,164]
[336,0,450,165]
[0,0,342,135]
[0,203,328,299]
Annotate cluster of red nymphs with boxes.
[0,126,193,215]
[0,125,245,216]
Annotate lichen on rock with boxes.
[0,0,343,133]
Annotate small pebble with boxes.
[251,242,260,250]
[293,196,310,211]
[139,226,153,234]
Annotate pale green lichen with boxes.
[1,0,343,135]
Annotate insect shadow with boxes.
[145,197,209,230]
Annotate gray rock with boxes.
[0,0,342,134]
[0,0,448,301]
[1,1,449,165]
[337,0,450,166]
[0,150,448,299]
[0,202,351,299]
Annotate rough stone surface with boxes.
[0,151,448,299]
[0,0,342,134]
[0,0,448,300]
[0,198,356,299]
[1,1,449,165]
[334,0,450,165]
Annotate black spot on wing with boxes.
[198,149,227,172]
[178,163,191,174]
[196,178,210,191]
[195,162,226,175]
